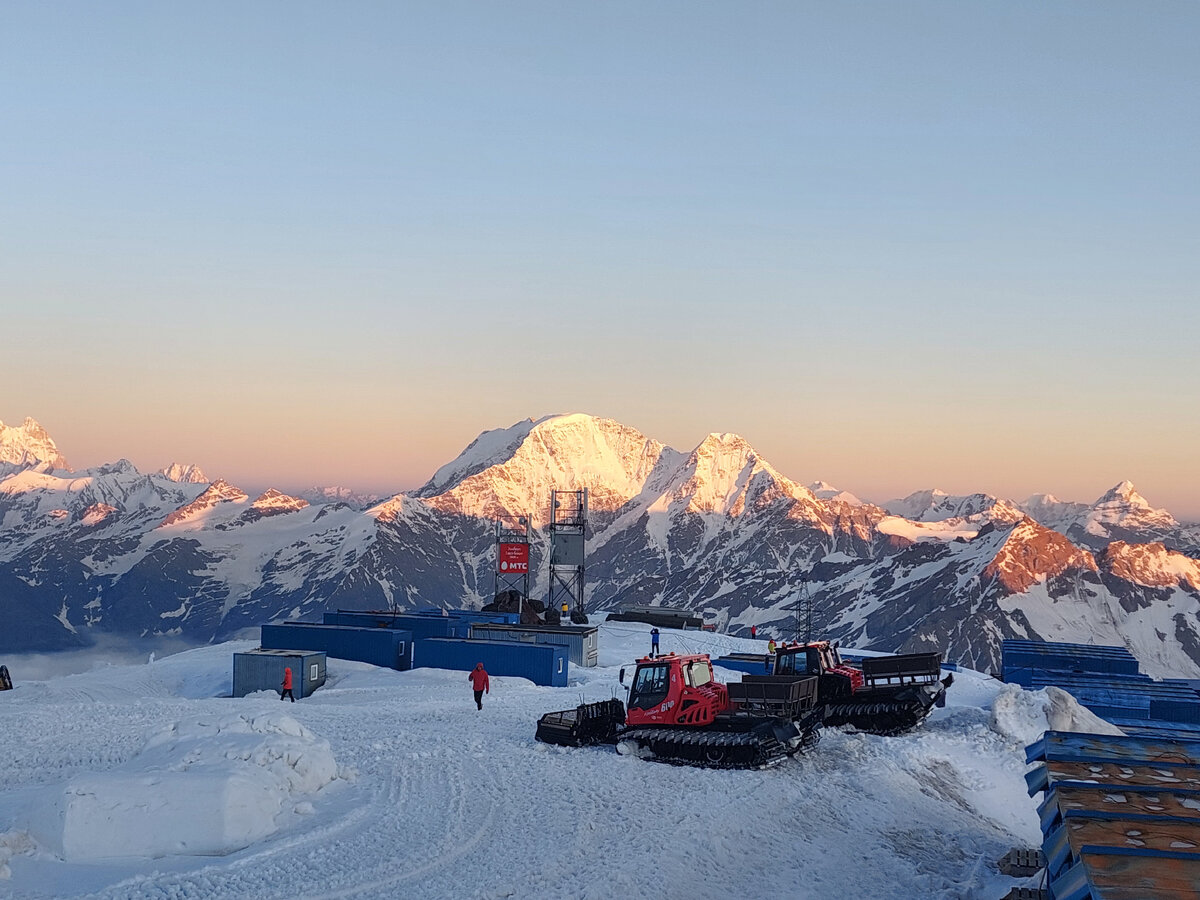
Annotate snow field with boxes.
[0,623,1109,899]
[28,712,338,862]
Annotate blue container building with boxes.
[416,638,569,687]
[714,653,774,676]
[324,611,455,642]
[468,623,599,667]
[262,622,414,670]
[413,610,521,638]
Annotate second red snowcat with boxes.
[773,640,953,735]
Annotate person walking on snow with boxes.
[468,662,490,710]
[280,666,295,702]
[750,625,758,640]
[650,627,660,657]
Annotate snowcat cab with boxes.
[774,640,863,701]
[624,654,727,728]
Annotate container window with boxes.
[398,641,406,659]
[557,658,563,674]
[310,664,319,681]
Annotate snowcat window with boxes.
[805,648,822,675]
[629,664,670,710]
[775,651,797,676]
[687,661,712,687]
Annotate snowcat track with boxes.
[824,688,942,736]
[617,723,816,769]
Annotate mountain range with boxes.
[2,414,1199,678]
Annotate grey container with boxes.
[468,623,598,667]
[233,649,326,699]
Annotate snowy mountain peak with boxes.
[236,489,310,524]
[417,416,555,496]
[251,489,308,512]
[416,414,670,522]
[160,479,249,527]
[1097,481,1150,508]
[0,417,71,471]
[808,481,864,505]
[93,459,138,476]
[1084,481,1177,538]
[159,463,209,484]
[887,489,1023,525]
[983,517,1098,593]
[300,486,382,509]
[671,432,812,516]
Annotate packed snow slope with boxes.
[0,623,1096,900]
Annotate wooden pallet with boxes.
[998,847,1045,877]
[1000,888,1048,900]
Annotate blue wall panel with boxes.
[415,638,568,687]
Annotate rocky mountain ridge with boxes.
[2,414,1199,678]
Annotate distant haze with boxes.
[3,4,1197,520]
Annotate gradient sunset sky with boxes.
[3,3,1198,519]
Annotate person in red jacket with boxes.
[468,662,489,710]
[281,666,295,702]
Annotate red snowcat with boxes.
[534,652,823,768]
[772,640,953,735]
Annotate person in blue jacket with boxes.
[650,628,660,658]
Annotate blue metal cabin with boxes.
[415,637,569,687]
[262,622,414,670]
[233,649,326,698]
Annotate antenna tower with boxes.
[792,575,814,644]
[494,515,532,621]
[547,488,588,624]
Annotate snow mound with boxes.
[26,712,338,861]
[989,684,1125,746]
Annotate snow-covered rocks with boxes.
[25,712,338,861]
[989,684,1125,746]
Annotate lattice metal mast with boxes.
[792,574,813,644]
[494,514,532,620]
[547,488,588,624]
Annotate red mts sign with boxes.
[498,543,529,573]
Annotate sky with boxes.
[2,3,1198,519]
